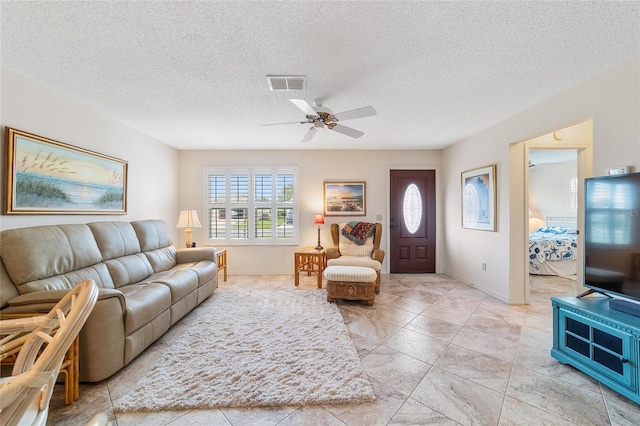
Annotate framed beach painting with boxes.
[461,164,496,231]
[5,128,128,214]
[323,181,366,217]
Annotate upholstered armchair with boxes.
[325,222,384,293]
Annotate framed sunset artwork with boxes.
[5,128,128,214]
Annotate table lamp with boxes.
[314,214,324,251]
[528,209,546,232]
[176,210,202,248]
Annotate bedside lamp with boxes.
[176,210,202,248]
[528,209,546,232]
[314,214,324,251]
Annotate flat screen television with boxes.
[584,172,640,302]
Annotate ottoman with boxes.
[324,265,377,306]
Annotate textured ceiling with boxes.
[1,1,639,150]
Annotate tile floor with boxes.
[47,273,640,425]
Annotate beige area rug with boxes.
[115,288,375,412]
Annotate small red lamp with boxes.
[314,214,324,251]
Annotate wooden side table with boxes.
[217,248,227,281]
[0,313,79,405]
[294,247,326,288]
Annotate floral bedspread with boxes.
[529,227,578,272]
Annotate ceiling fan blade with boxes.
[290,99,317,116]
[330,124,364,138]
[332,106,376,122]
[260,121,305,126]
[300,127,316,143]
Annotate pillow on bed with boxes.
[533,226,577,235]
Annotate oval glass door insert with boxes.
[403,183,422,234]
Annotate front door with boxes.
[389,169,436,273]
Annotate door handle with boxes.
[390,224,397,230]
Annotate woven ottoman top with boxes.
[324,265,376,282]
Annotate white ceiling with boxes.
[1,1,639,151]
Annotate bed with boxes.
[529,216,578,276]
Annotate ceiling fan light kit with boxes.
[262,98,377,143]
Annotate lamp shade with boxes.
[529,217,546,232]
[176,210,202,229]
[314,214,324,225]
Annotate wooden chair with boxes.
[0,280,98,426]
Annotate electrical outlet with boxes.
[482,262,487,271]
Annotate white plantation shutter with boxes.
[205,167,298,245]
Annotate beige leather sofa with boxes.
[0,220,217,382]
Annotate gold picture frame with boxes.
[5,128,128,214]
[461,164,496,231]
[323,181,366,217]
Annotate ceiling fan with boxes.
[261,99,377,143]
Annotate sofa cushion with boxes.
[119,283,171,335]
[144,247,178,273]
[145,269,199,303]
[171,260,217,286]
[88,221,141,260]
[0,224,102,288]
[131,220,173,252]
[104,254,154,288]
[327,256,381,271]
[17,263,115,293]
[0,259,19,308]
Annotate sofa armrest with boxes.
[325,247,340,260]
[3,288,126,315]
[176,247,217,264]
[78,288,128,381]
[373,248,385,263]
[1,287,128,382]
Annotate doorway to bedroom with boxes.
[528,148,578,277]
[528,149,579,298]
[521,119,593,303]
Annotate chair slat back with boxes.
[0,279,98,426]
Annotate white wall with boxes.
[178,149,442,275]
[442,58,640,303]
[3,56,637,294]
[529,159,577,220]
[0,69,179,232]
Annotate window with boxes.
[205,167,297,245]
[569,176,578,212]
[403,183,422,234]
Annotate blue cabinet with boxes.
[551,296,640,404]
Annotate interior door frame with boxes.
[508,119,593,304]
[386,165,442,274]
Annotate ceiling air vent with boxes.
[267,75,306,91]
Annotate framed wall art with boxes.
[5,127,128,214]
[461,164,496,231]
[323,181,366,217]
